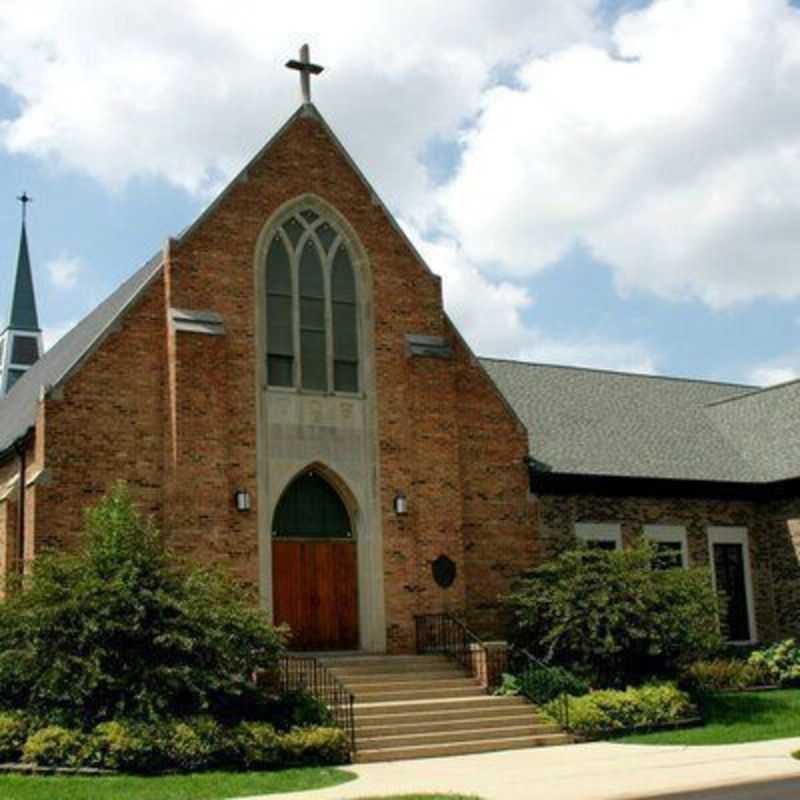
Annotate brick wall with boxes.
[536,492,785,642]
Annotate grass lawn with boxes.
[620,689,800,745]
[0,767,356,800]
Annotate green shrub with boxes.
[84,720,171,773]
[261,690,333,731]
[0,483,285,727]
[0,713,29,762]
[507,544,721,684]
[224,722,281,769]
[279,726,350,766]
[163,717,224,772]
[22,726,87,767]
[494,674,521,696]
[749,640,800,687]
[547,684,696,738]
[680,659,773,694]
[518,666,590,706]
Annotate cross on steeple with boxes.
[17,191,32,225]
[286,44,324,105]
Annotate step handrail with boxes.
[278,654,356,753]
[413,613,570,730]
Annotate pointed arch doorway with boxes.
[271,469,359,651]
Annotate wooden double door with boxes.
[272,538,359,651]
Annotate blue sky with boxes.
[1,0,799,386]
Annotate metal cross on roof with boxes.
[16,191,32,224]
[286,44,324,105]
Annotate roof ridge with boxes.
[705,376,800,407]
[479,355,757,390]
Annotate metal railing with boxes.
[414,613,506,688]
[414,612,570,731]
[278,655,356,753]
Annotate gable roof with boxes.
[480,358,800,485]
[0,254,162,455]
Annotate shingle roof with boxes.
[479,358,799,484]
[0,254,162,455]
[707,380,800,483]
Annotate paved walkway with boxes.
[241,738,800,800]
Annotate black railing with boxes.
[278,655,356,754]
[414,613,506,689]
[414,613,570,731]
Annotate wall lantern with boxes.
[393,492,408,516]
[234,489,252,513]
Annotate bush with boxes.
[518,666,590,706]
[507,544,722,684]
[279,727,350,767]
[163,717,224,772]
[749,640,800,687]
[494,674,521,696]
[84,720,169,774]
[22,726,87,767]
[680,659,773,695]
[0,483,285,727]
[261,690,333,732]
[547,684,696,738]
[224,722,281,769]
[0,713,29,762]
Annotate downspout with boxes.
[14,441,26,575]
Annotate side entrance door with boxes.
[271,471,359,651]
[709,527,754,643]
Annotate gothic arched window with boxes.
[272,471,352,538]
[265,209,360,393]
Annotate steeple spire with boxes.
[1,194,43,396]
[8,196,40,332]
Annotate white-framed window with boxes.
[707,527,757,644]
[644,524,689,569]
[575,522,622,551]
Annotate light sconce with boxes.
[234,489,252,513]
[393,492,408,516]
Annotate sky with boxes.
[1,0,800,386]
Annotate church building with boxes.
[1,57,799,654]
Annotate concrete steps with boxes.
[320,653,572,763]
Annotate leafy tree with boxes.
[0,483,285,727]
[507,543,721,685]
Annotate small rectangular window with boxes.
[11,336,39,366]
[644,525,688,570]
[7,368,25,390]
[575,522,622,550]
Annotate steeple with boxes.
[1,194,43,396]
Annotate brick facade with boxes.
[0,106,798,651]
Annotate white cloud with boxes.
[438,0,800,308]
[0,0,599,216]
[46,255,82,290]
[748,361,800,386]
[405,222,658,374]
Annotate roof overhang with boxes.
[528,466,800,503]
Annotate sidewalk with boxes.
[242,737,800,800]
